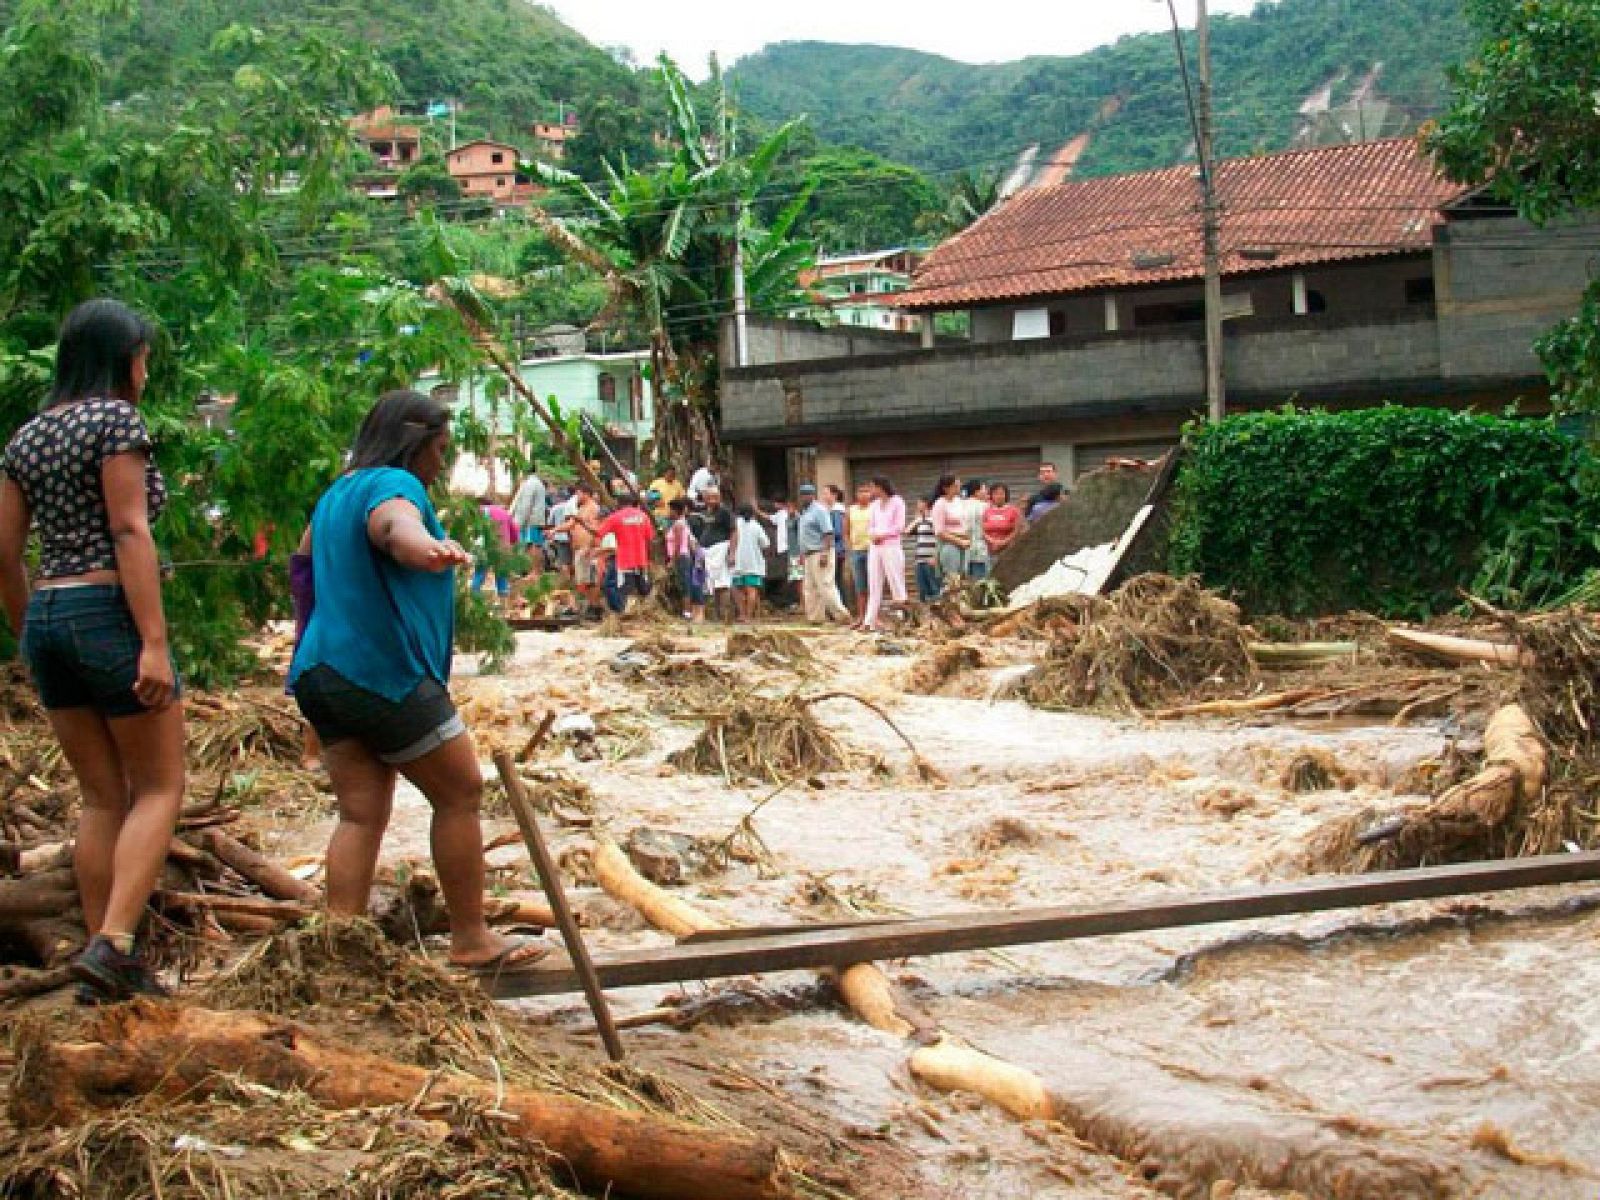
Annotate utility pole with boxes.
[1196,0,1226,422]
[731,200,749,369]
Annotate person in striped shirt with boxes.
[909,497,939,601]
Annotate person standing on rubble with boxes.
[930,474,969,584]
[859,475,907,632]
[962,479,992,581]
[288,390,547,976]
[0,299,184,1001]
[796,483,850,625]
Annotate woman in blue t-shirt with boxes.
[289,390,546,974]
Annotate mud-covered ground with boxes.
[266,624,1600,1200]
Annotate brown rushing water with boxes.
[270,626,1600,1199]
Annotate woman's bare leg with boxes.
[321,739,396,917]
[47,708,131,935]
[101,702,185,938]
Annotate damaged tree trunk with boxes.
[14,1002,792,1200]
[195,829,320,905]
[0,868,77,922]
[590,837,928,1036]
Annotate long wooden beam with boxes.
[486,851,1600,999]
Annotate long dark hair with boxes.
[929,473,958,504]
[347,390,451,472]
[47,298,156,410]
[870,474,896,498]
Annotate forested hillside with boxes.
[0,0,660,174]
[728,0,1475,177]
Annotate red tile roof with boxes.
[904,138,1471,310]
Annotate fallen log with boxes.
[1247,641,1358,668]
[1353,705,1545,869]
[909,1036,1054,1121]
[0,869,77,922]
[1149,689,1324,720]
[16,840,72,875]
[1387,627,1530,668]
[157,891,316,923]
[590,838,928,1037]
[486,893,559,929]
[0,964,73,1003]
[195,829,321,904]
[591,838,723,938]
[12,1002,791,1200]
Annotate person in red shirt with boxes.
[983,482,1023,558]
[597,496,655,609]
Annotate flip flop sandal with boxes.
[451,936,553,977]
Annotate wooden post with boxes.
[492,751,625,1061]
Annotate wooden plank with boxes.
[486,851,1600,999]
[493,750,626,1061]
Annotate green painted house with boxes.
[419,344,655,471]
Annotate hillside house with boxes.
[447,140,538,207]
[419,339,656,473]
[350,106,422,169]
[531,118,578,161]
[797,249,926,333]
[721,138,1600,506]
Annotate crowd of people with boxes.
[474,458,1071,635]
[0,297,1076,1001]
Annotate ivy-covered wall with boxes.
[1168,406,1600,618]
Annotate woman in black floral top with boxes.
[0,298,184,1001]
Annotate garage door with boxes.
[1074,439,1178,477]
[848,448,1041,507]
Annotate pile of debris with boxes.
[2,921,810,1200]
[1020,574,1255,713]
[1301,605,1600,873]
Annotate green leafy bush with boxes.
[1168,406,1600,617]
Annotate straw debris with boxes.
[670,696,845,785]
[1021,575,1254,712]
[907,644,983,695]
[725,630,816,670]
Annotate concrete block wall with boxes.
[723,314,1444,438]
[1436,215,1600,381]
[728,316,924,368]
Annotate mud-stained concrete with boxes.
[267,624,1600,1199]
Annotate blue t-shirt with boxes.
[288,468,455,702]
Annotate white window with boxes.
[1012,308,1050,341]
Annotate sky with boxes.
[548,1,1266,77]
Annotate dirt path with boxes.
[267,624,1600,1199]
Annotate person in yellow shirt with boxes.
[647,466,684,518]
[846,483,872,624]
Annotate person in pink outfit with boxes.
[860,476,907,631]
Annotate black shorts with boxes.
[21,585,181,718]
[293,665,464,765]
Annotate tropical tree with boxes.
[529,56,815,471]
[918,168,1003,239]
[0,1,529,678]
[1426,0,1600,414]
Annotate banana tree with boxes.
[528,55,814,473]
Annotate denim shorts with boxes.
[292,664,464,765]
[20,585,180,718]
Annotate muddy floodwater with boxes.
[271,627,1600,1199]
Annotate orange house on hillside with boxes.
[446,140,539,207]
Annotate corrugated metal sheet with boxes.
[1075,440,1180,476]
[905,138,1469,311]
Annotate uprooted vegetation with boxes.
[1302,605,1600,873]
[1020,575,1255,712]
[1,921,837,1200]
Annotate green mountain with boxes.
[0,0,658,170]
[727,0,1476,178]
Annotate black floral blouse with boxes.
[1,397,167,579]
